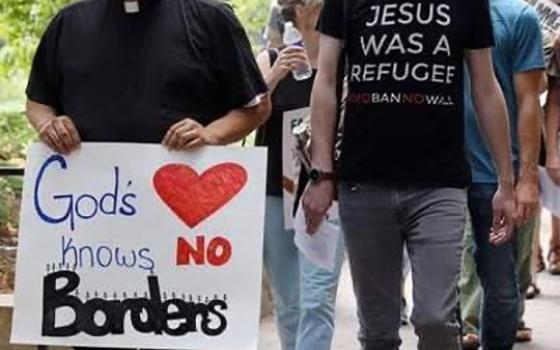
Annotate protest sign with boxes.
[11,143,267,349]
[282,107,309,230]
[525,0,560,33]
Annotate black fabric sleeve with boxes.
[26,13,64,110]
[208,4,268,112]
[318,0,344,40]
[464,0,494,49]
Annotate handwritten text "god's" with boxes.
[34,155,137,231]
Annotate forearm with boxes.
[264,70,284,93]
[258,47,307,94]
[473,82,514,185]
[517,98,541,182]
[26,100,57,132]
[310,72,337,171]
[204,96,271,145]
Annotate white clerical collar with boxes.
[123,0,140,14]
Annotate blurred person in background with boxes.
[255,0,345,349]
[263,3,284,48]
[524,6,560,297]
[459,0,545,348]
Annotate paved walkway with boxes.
[258,211,560,350]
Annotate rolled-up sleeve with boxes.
[464,0,494,49]
[26,13,64,111]
[208,4,268,113]
[318,0,344,40]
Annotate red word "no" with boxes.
[177,236,232,267]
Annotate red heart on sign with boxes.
[153,163,248,228]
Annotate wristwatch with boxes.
[309,168,335,184]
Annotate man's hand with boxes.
[162,118,216,150]
[37,116,81,154]
[302,180,334,235]
[490,184,517,245]
[515,177,539,227]
[546,157,560,185]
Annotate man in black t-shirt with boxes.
[26,0,269,155]
[302,1,517,349]
[25,0,269,349]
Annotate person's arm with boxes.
[309,35,341,173]
[163,96,271,148]
[466,48,516,244]
[202,97,272,145]
[256,48,307,93]
[514,70,543,225]
[302,34,343,234]
[545,77,560,184]
[27,99,57,132]
[507,6,546,224]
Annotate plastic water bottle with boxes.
[282,21,313,81]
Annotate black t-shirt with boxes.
[320,0,494,187]
[255,49,316,196]
[27,0,267,143]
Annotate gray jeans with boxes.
[339,183,467,350]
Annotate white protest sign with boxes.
[282,108,309,230]
[294,202,341,272]
[525,0,560,32]
[11,143,267,350]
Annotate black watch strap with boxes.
[309,168,335,183]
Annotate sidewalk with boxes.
[258,211,560,350]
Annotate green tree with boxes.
[230,0,270,50]
[0,0,74,80]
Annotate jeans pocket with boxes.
[338,183,357,212]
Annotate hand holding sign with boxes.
[38,116,81,155]
[163,118,215,150]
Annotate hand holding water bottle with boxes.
[282,21,313,81]
[271,46,309,81]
